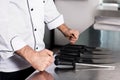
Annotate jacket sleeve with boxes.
[44,0,64,30]
[0,1,27,59]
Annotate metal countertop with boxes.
[27,28,120,80]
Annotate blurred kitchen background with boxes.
[44,0,120,51]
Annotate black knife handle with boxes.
[58,52,81,57]
[55,55,75,62]
[54,59,75,67]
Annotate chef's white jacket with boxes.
[0,0,64,72]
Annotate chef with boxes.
[0,0,79,80]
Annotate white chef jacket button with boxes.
[36,47,38,49]
[34,28,37,31]
[31,8,34,11]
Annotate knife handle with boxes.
[55,55,75,62]
[54,58,75,66]
[54,60,73,65]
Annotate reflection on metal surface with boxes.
[100,30,120,51]
[78,26,120,52]
[26,71,54,80]
[54,66,100,80]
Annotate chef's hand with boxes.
[58,24,79,44]
[16,45,54,71]
[64,29,79,44]
[29,49,54,71]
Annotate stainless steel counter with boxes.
[26,28,120,80]
[26,59,120,80]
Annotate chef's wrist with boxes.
[15,45,36,60]
[57,24,71,37]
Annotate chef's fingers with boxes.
[70,39,78,44]
[46,56,54,68]
[44,49,53,57]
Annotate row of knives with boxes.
[54,44,115,69]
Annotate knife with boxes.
[57,52,114,59]
[61,44,107,52]
[55,55,115,64]
[54,59,115,70]
[60,47,111,55]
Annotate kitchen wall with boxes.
[54,0,99,45]
[54,0,120,48]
